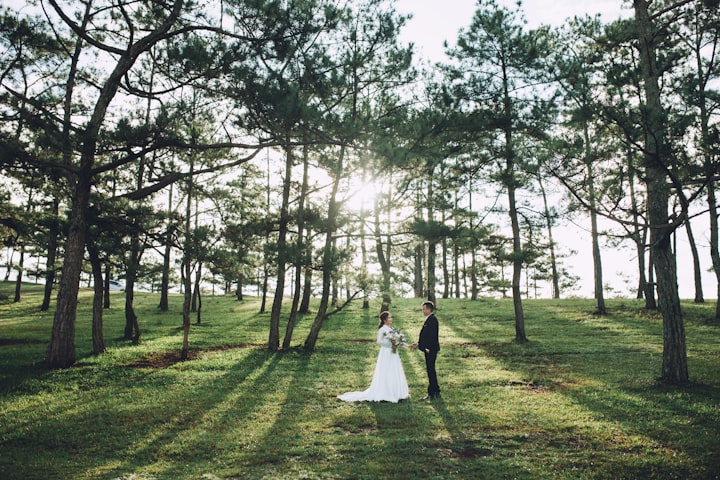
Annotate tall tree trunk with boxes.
[645,245,657,309]
[501,63,526,341]
[87,239,106,354]
[41,199,60,312]
[124,232,141,344]
[414,243,424,298]
[684,218,704,303]
[538,175,560,299]
[159,184,173,311]
[269,144,294,351]
[13,244,24,303]
[426,172,437,304]
[414,187,424,298]
[47,171,90,368]
[331,236,339,307]
[235,275,244,301]
[299,229,313,314]
[634,0,688,384]
[180,167,194,361]
[627,147,649,301]
[259,150,272,315]
[441,196,449,299]
[124,152,145,344]
[454,190,461,298]
[360,172,370,310]
[259,245,269,314]
[304,147,344,351]
[583,120,606,314]
[441,237,450,299]
[192,261,202,312]
[505,131,526,341]
[374,196,391,312]
[195,282,202,325]
[103,263,111,309]
[468,188,478,301]
[283,145,309,349]
[707,180,720,319]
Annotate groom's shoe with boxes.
[422,394,441,401]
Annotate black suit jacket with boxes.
[418,313,440,353]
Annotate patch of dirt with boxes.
[507,380,551,394]
[123,342,263,369]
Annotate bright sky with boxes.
[394,0,631,62]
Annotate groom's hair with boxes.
[422,301,435,312]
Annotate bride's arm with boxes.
[376,328,390,346]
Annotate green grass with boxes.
[1,285,719,479]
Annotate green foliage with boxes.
[0,287,718,479]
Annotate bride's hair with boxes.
[378,311,390,329]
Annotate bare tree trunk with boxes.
[87,239,106,354]
[360,172,370,310]
[47,171,90,368]
[414,187,424,298]
[684,218,704,303]
[41,199,60,311]
[707,180,720,319]
[505,134,526,340]
[299,233,313,314]
[13,244,24,303]
[627,147,649,301]
[283,145,309,349]
[304,147,344,351]
[426,173,437,304]
[269,144,294,351]
[103,263,111,309]
[159,184,173,311]
[634,0,688,384]
[538,175,560,299]
[331,236,339,307]
[192,261,202,312]
[374,196,391,312]
[584,123,606,314]
[181,169,194,361]
[195,283,202,325]
[414,243,424,298]
[124,233,141,344]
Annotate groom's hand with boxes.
[409,343,418,349]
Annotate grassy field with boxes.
[0,283,719,479]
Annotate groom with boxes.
[411,300,441,400]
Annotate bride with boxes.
[337,311,410,403]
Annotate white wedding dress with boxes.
[337,324,410,403]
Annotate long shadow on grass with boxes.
[440,301,720,478]
[136,347,286,477]
[2,343,286,479]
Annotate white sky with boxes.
[395,0,632,63]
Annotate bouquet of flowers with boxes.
[385,328,410,354]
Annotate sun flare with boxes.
[345,176,386,212]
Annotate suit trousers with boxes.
[424,350,440,397]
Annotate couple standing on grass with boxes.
[337,301,441,403]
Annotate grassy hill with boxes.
[0,288,718,479]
